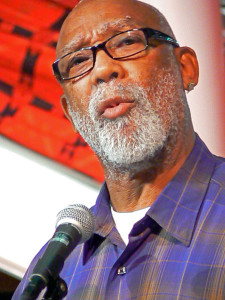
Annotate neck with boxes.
[102,129,195,212]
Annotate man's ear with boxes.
[60,94,78,133]
[175,46,199,91]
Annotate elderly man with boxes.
[13,0,225,299]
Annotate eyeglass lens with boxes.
[58,30,147,79]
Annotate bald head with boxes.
[73,0,174,34]
[57,0,175,58]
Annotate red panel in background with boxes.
[0,0,104,183]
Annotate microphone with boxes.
[21,204,95,300]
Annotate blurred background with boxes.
[0,0,224,298]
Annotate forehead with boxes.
[57,0,163,57]
[59,18,139,57]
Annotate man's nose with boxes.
[90,50,125,85]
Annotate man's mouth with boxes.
[98,97,135,119]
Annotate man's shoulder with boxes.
[212,154,225,187]
[207,154,225,208]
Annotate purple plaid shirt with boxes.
[13,135,225,300]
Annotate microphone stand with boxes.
[41,276,68,300]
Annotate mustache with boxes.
[88,81,141,115]
[89,81,139,103]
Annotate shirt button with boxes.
[117,266,126,275]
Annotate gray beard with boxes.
[67,69,187,176]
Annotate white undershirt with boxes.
[111,207,150,245]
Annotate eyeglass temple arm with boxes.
[144,28,179,47]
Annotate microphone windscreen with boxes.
[56,204,95,243]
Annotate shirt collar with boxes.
[83,184,121,264]
[87,134,216,253]
[91,183,114,237]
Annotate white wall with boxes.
[0,135,99,279]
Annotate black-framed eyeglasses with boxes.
[52,27,179,81]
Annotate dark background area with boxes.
[0,272,20,299]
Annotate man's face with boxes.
[57,0,188,173]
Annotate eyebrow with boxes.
[60,18,138,57]
[61,34,85,57]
